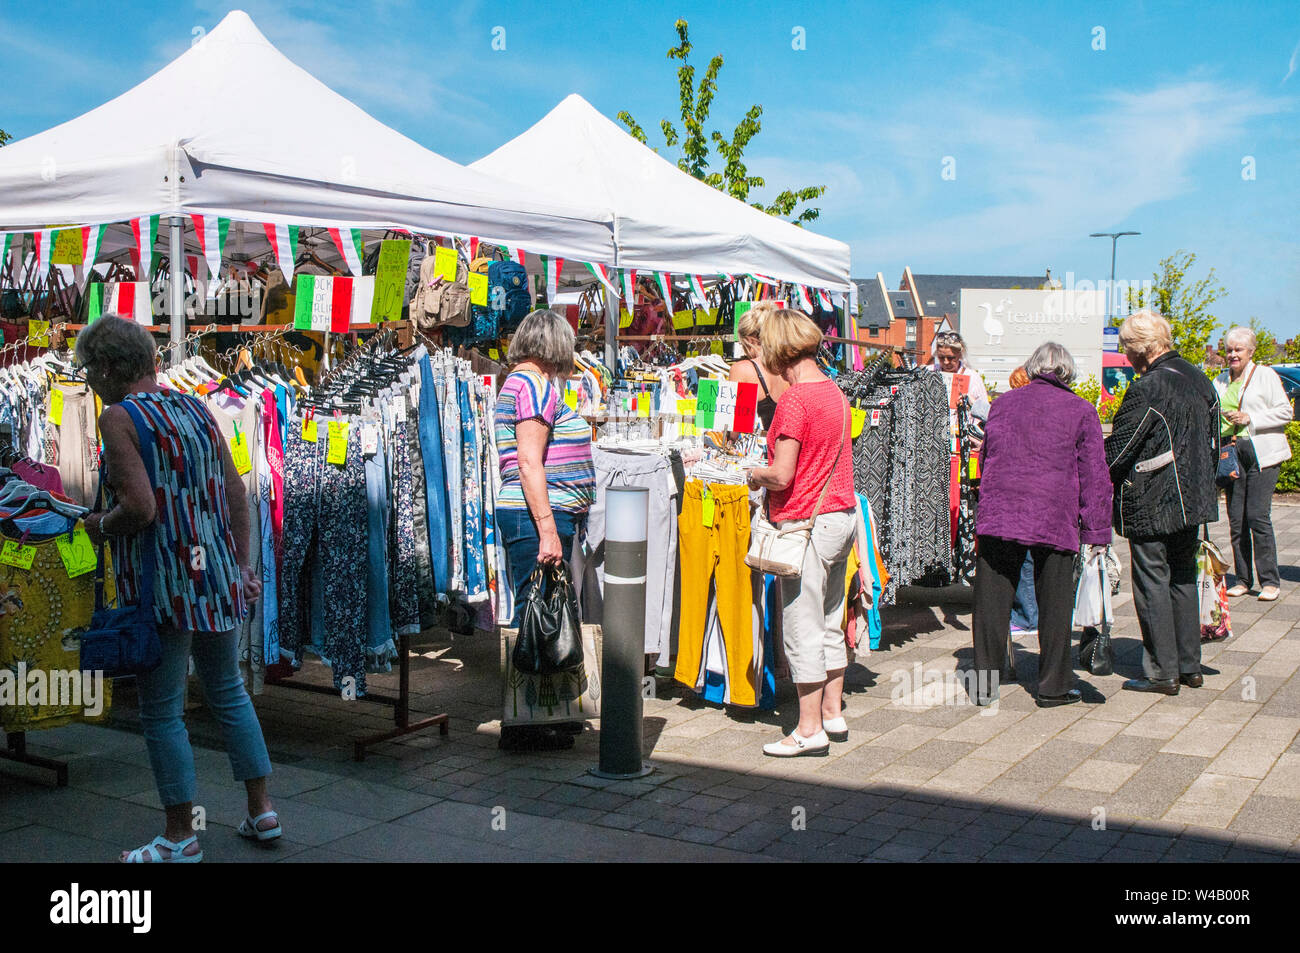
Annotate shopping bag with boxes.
[1198,547,1233,642]
[1072,551,1112,628]
[501,624,602,727]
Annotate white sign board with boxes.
[958,288,1104,391]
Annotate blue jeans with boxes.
[458,377,487,599]
[1011,553,1038,630]
[418,355,451,593]
[135,626,273,807]
[439,369,465,593]
[365,436,394,660]
[496,507,581,627]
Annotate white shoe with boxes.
[822,717,848,742]
[763,729,830,758]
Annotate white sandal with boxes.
[238,811,282,841]
[120,834,203,863]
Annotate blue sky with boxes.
[3,0,1298,338]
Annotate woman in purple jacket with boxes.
[972,342,1113,707]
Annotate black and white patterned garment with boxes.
[277,419,370,694]
[388,420,421,636]
[955,395,980,587]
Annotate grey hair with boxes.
[75,315,157,386]
[1118,309,1173,360]
[1024,341,1077,386]
[1225,325,1257,351]
[506,308,576,378]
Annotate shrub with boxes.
[1278,422,1300,492]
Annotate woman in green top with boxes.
[1213,326,1294,601]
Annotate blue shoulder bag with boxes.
[79,402,162,679]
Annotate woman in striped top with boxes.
[495,309,595,620]
[78,316,276,863]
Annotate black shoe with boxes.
[1179,673,1204,688]
[1036,689,1082,708]
[498,726,575,751]
[973,690,1000,707]
[1122,677,1179,695]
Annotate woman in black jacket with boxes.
[1105,311,1220,695]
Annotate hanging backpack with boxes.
[490,260,531,335]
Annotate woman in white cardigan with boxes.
[1214,326,1294,601]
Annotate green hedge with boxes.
[1279,422,1300,492]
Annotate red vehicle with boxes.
[1102,351,1135,404]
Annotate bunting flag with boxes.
[503,245,526,266]
[1,233,13,279]
[190,214,230,284]
[263,223,299,285]
[327,227,365,276]
[540,254,564,302]
[81,225,106,270]
[817,288,834,311]
[584,261,619,295]
[36,229,53,280]
[130,215,160,277]
[733,381,759,434]
[104,282,153,324]
[687,274,708,306]
[794,284,814,313]
[469,237,481,260]
[620,267,637,306]
[655,271,673,305]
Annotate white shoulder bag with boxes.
[745,399,849,577]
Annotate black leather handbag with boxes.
[512,563,584,676]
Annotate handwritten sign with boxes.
[49,388,65,426]
[714,381,738,431]
[671,309,695,331]
[230,432,253,475]
[51,230,83,265]
[28,320,50,348]
[468,271,488,307]
[0,540,36,570]
[327,420,349,465]
[57,526,97,578]
[370,239,411,323]
[433,245,458,283]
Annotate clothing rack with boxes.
[0,732,68,786]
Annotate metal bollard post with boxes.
[590,486,654,779]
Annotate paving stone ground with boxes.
[3,508,1299,862]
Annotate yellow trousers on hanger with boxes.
[674,482,758,707]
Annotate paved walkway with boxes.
[3,509,1298,862]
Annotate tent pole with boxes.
[603,285,618,371]
[168,216,185,360]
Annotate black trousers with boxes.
[973,536,1076,697]
[1129,526,1201,680]
[1225,463,1281,589]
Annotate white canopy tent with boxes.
[0,10,614,342]
[472,94,852,293]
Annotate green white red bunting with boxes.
[36,230,53,279]
[81,225,106,270]
[1,233,12,274]
[503,245,526,266]
[794,284,814,313]
[469,237,481,259]
[655,271,673,304]
[817,288,833,311]
[541,254,563,302]
[327,227,365,276]
[687,274,708,306]
[620,268,637,306]
[130,215,160,277]
[191,215,230,282]
[584,262,619,295]
[264,223,299,284]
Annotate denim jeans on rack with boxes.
[419,355,452,595]
[439,365,465,594]
[364,429,395,666]
[458,376,487,601]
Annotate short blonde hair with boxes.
[761,309,823,374]
[737,300,781,341]
[507,308,575,377]
[1118,310,1173,361]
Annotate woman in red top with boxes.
[747,310,856,757]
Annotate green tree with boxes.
[1245,317,1279,364]
[619,20,826,226]
[1125,250,1227,364]
[0,128,12,146]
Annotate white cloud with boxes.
[1285,38,1299,84]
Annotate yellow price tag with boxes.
[701,486,715,528]
[468,271,488,307]
[56,526,97,578]
[678,399,697,436]
[327,420,349,466]
[28,319,50,348]
[851,407,866,439]
[969,457,980,480]
[564,388,578,410]
[671,309,694,331]
[0,540,37,570]
[637,393,651,418]
[302,416,318,443]
[619,307,633,329]
[49,389,65,427]
[230,432,252,476]
[433,245,458,282]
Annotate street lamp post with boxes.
[1089,231,1140,323]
